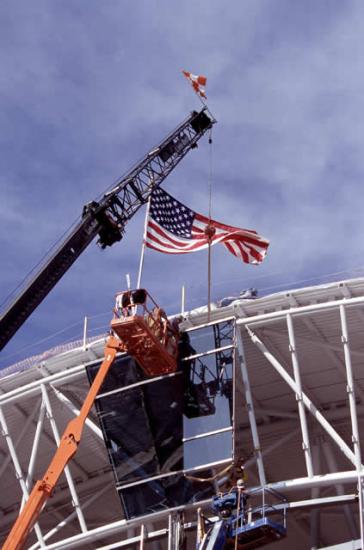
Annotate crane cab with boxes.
[110,288,178,376]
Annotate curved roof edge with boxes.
[2,276,364,384]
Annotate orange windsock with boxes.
[182,70,207,99]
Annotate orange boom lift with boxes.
[3,289,179,550]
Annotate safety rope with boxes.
[184,462,232,483]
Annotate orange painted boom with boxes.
[3,335,123,550]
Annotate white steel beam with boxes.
[27,485,361,550]
[310,438,322,550]
[0,397,41,482]
[237,294,364,328]
[235,329,266,486]
[246,327,358,468]
[339,303,364,549]
[29,485,110,550]
[40,384,87,533]
[286,313,313,478]
[23,397,46,500]
[251,469,358,493]
[96,371,181,401]
[0,364,86,406]
[50,384,103,440]
[183,426,232,443]
[36,498,213,550]
[0,405,45,547]
[0,469,113,535]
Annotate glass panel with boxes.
[87,355,184,519]
[184,430,232,469]
[86,318,236,519]
[182,320,235,470]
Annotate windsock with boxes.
[182,70,207,99]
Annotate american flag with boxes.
[145,188,269,265]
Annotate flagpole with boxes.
[136,196,151,289]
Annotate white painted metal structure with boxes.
[1,278,364,548]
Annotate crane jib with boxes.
[0,109,215,351]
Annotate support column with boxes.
[0,405,45,547]
[310,437,322,550]
[50,385,103,439]
[0,397,41,482]
[236,329,266,486]
[40,384,87,533]
[140,524,145,549]
[246,327,358,467]
[286,313,313,478]
[24,398,46,493]
[339,304,364,548]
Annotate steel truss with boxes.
[1,289,364,547]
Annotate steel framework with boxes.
[1,278,364,548]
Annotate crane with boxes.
[0,108,215,351]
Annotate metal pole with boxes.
[26,398,46,485]
[50,384,103,440]
[167,514,172,550]
[22,398,47,509]
[236,293,364,329]
[139,524,145,550]
[339,304,364,548]
[137,197,151,289]
[246,327,358,467]
[286,313,313,477]
[0,405,45,546]
[236,329,266,486]
[126,273,131,290]
[29,485,110,550]
[310,438,321,550]
[0,397,41,482]
[181,285,185,315]
[83,316,88,351]
[40,384,88,533]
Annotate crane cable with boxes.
[184,462,232,483]
[207,127,214,321]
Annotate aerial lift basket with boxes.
[111,288,178,376]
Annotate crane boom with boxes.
[0,109,215,351]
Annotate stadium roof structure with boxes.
[1,277,364,549]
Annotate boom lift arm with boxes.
[2,334,123,550]
[4,289,180,550]
[0,109,214,351]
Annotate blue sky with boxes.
[1,0,364,368]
